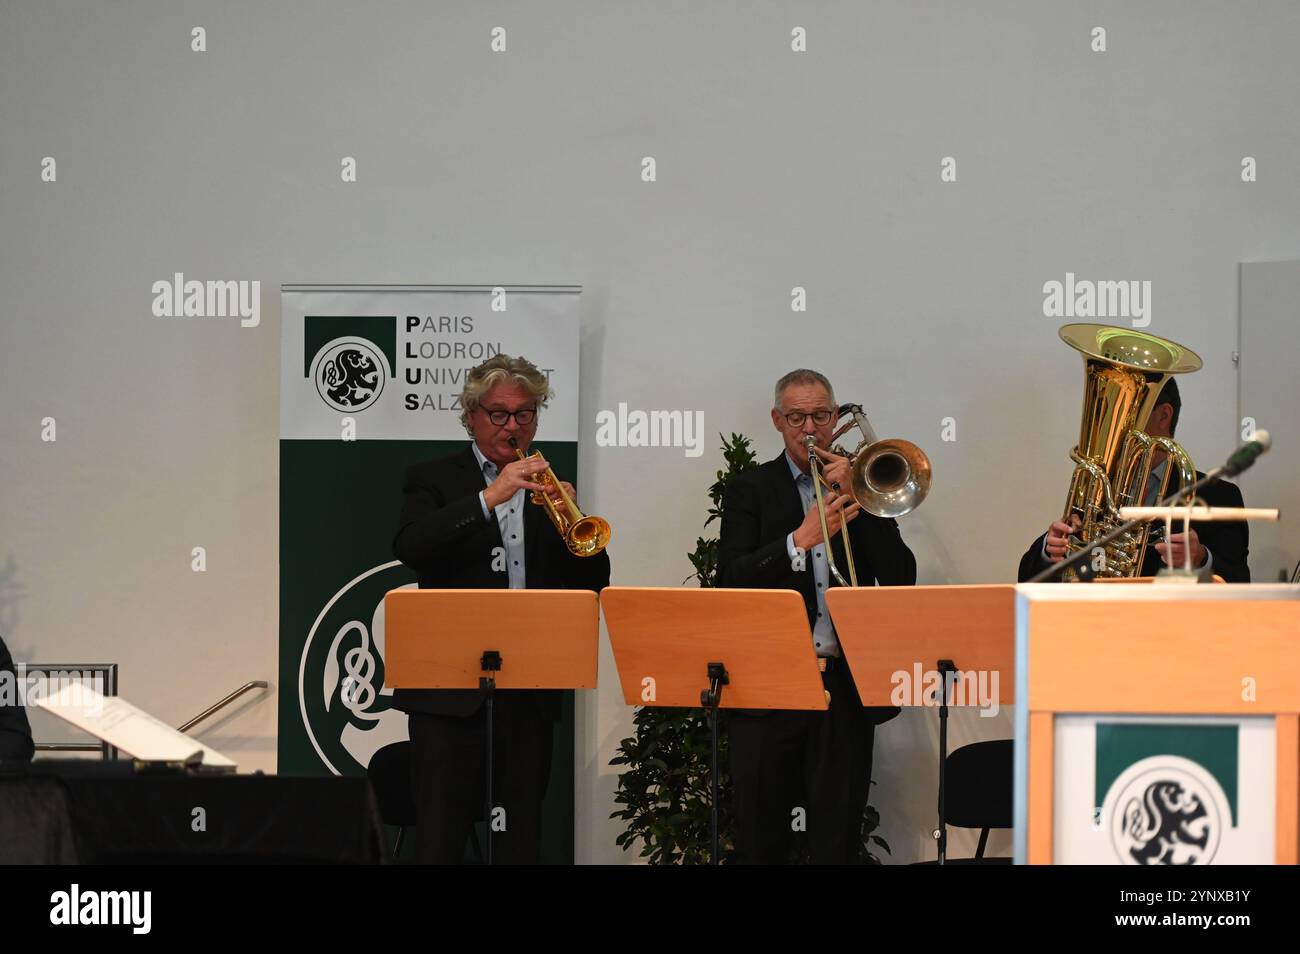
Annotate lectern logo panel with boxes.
[1107,757,1225,865]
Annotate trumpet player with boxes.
[392,353,611,864]
[718,369,916,864]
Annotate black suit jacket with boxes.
[1017,475,1250,583]
[717,453,917,721]
[391,445,611,720]
[0,635,35,764]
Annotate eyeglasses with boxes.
[483,407,537,426]
[781,409,834,427]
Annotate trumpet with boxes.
[507,437,611,557]
[805,405,932,587]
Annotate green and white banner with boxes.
[1053,715,1275,864]
[277,284,581,859]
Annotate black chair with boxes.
[367,741,417,860]
[921,739,1014,864]
[365,741,484,863]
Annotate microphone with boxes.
[1221,429,1271,477]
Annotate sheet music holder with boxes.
[826,584,1016,864]
[600,587,827,864]
[32,683,237,774]
[384,588,600,864]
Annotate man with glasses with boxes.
[718,369,916,864]
[392,353,610,863]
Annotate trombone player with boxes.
[718,369,917,864]
[392,353,611,864]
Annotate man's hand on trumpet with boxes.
[484,457,549,509]
[544,480,578,507]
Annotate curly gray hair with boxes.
[459,353,553,434]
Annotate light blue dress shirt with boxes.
[782,452,839,657]
[473,443,526,589]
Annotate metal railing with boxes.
[179,680,270,733]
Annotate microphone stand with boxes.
[1028,467,1231,583]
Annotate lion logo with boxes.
[314,339,385,412]
[1106,756,1225,865]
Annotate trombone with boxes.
[508,437,611,557]
[805,434,858,587]
[804,404,931,587]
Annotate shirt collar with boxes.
[1148,457,1169,484]
[785,451,809,482]
[471,442,495,476]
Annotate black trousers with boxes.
[728,660,875,864]
[407,696,552,864]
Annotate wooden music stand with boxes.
[600,587,827,864]
[827,584,1017,864]
[384,588,600,864]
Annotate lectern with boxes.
[1014,583,1300,865]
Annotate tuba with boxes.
[1057,323,1201,580]
[805,404,931,586]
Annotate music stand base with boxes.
[480,650,502,866]
[701,661,729,866]
[935,658,956,866]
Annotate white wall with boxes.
[3,1,1298,863]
